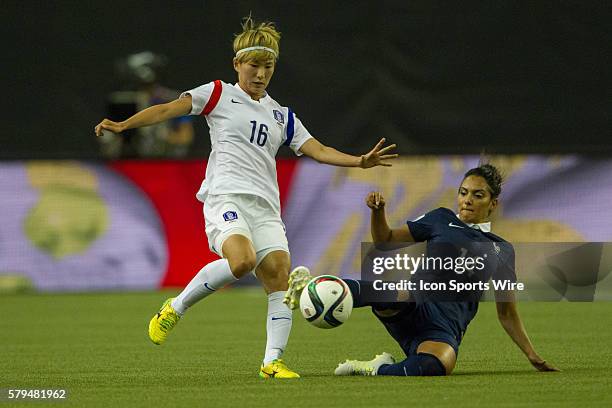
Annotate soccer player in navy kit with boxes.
[287,164,558,376]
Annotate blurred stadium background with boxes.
[2,1,612,406]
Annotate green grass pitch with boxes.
[1,289,611,407]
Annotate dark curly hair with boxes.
[463,163,504,198]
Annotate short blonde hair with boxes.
[233,16,281,63]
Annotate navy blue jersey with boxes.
[406,207,516,332]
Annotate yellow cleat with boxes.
[148,298,180,345]
[259,359,301,379]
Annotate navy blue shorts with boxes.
[372,302,463,356]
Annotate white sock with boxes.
[263,291,293,365]
[171,259,238,316]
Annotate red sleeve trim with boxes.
[201,80,222,115]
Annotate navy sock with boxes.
[377,353,446,376]
[344,279,400,308]
[344,279,368,307]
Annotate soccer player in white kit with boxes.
[94,17,398,378]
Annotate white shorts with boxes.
[203,194,289,266]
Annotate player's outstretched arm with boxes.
[299,137,398,168]
[94,96,193,136]
[366,192,415,243]
[495,294,560,372]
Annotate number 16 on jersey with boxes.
[249,121,268,146]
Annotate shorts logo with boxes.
[273,109,284,124]
[223,211,238,222]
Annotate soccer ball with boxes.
[299,275,353,329]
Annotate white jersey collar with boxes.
[234,83,270,103]
[456,214,491,232]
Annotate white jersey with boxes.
[181,80,313,214]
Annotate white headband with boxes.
[235,46,278,58]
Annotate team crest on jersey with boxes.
[273,110,284,124]
[223,211,238,222]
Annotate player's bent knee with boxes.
[227,256,257,278]
[416,353,448,376]
[416,340,456,375]
[222,236,257,277]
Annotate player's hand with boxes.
[366,191,386,210]
[360,138,398,168]
[94,119,125,137]
[529,356,560,372]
